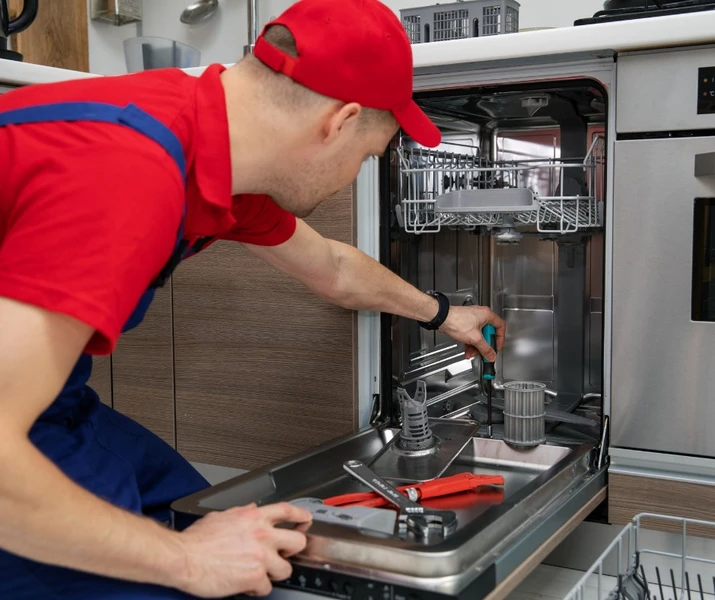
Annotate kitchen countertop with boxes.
[0,59,97,86]
[411,9,715,69]
[2,10,714,87]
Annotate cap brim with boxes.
[393,100,441,148]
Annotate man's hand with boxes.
[439,306,506,362]
[176,503,312,598]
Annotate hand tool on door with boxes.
[289,497,397,535]
[323,472,505,508]
[481,324,498,437]
[343,460,458,540]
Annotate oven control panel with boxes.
[698,66,715,115]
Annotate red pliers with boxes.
[323,472,505,508]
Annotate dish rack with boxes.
[396,135,605,236]
[564,513,715,600]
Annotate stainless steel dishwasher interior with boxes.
[390,81,606,447]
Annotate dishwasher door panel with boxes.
[611,136,715,456]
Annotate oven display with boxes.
[698,67,715,115]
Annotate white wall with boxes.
[87,0,606,75]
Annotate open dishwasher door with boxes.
[172,52,613,600]
[172,424,607,600]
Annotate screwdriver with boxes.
[481,324,498,437]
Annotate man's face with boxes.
[268,109,398,219]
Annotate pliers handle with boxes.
[323,472,505,508]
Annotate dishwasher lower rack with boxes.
[395,135,605,236]
[564,513,715,600]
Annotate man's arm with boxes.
[0,297,311,598]
[245,220,505,360]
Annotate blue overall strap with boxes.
[0,101,215,289]
[0,102,187,179]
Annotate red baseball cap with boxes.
[253,0,442,148]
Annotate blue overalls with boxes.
[0,102,214,599]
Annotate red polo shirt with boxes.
[0,64,296,354]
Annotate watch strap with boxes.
[419,291,450,331]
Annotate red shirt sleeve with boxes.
[220,194,297,246]
[0,140,184,355]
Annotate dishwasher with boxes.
[171,8,715,598]
[172,54,613,600]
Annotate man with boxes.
[0,0,505,597]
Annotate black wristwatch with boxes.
[418,291,450,331]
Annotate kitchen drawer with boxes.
[610,474,715,539]
[617,45,715,133]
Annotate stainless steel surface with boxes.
[343,460,458,540]
[172,425,604,591]
[90,0,142,25]
[611,137,715,456]
[609,447,715,487]
[244,0,258,55]
[179,0,218,24]
[369,418,480,483]
[695,152,715,178]
[616,46,715,133]
[290,497,397,536]
[390,79,606,453]
[503,381,546,448]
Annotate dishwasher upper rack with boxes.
[563,513,715,600]
[395,135,605,236]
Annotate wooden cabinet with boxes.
[609,474,715,538]
[9,0,89,71]
[173,186,357,470]
[97,185,357,470]
[89,355,112,407]
[112,286,175,448]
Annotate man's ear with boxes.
[323,102,362,145]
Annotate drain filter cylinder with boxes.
[503,381,546,448]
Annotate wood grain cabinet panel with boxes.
[610,474,715,538]
[9,0,89,71]
[111,286,175,448]
[89,356,112,407]
[173,186,357,470]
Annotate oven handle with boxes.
[695,152,715,178]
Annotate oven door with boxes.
[611,135,715,457]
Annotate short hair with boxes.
[244,25,396,131]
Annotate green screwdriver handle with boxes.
[481,324,497,381]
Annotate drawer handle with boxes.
[695,152,715,178]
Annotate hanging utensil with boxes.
[180,0,218,24]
